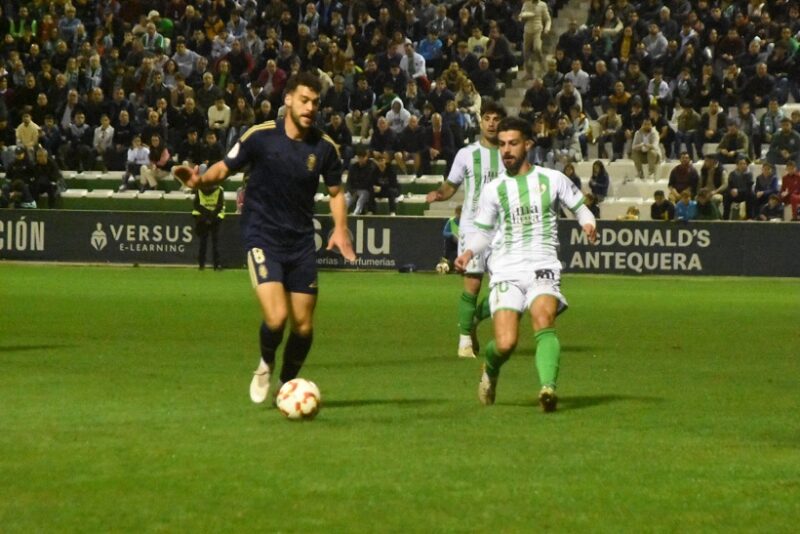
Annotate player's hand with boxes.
[327,228,356,262]
[454,251,473,272]
[174,164,200,189]
[425,190,442,203]
[583,224,597,244]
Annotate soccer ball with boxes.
[276,379,321,420]
[435,260,450,274]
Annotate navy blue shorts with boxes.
[246,245,318,294]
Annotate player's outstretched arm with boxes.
[574,204,598,244]
[327,185,356,261]
[174,160,230,190]
[425,181,458,203]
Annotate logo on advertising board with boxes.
[91,223,108,251]
[91,221,193,254]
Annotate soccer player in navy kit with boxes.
[180,72,356,404]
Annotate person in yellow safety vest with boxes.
[441,205,461,267]
[192,183,226,270]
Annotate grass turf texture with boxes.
[1,265,799,532]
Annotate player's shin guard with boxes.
[280,331,313,382]
[534,328,560,388]
[483,340,510,378]
[475,297,491,323]
[459,291,478,335]
[259,322,285,366]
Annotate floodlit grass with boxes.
[1,265,799,532]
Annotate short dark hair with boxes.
[497,117,532,140]
[480,99,507,118]
[284,72,323,95]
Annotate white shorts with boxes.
[458,229,488,275]
[489,269,568,316]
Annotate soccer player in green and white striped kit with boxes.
[455,117,597,411]
[426,101,507,358]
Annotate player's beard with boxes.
[290,107,313,134]
[503,153,525,176]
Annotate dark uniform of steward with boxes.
[223,120,343,294]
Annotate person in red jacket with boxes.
[780,160,800,221]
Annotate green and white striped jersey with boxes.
[474,165,585,274]
[446,141,502,233]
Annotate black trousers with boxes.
[196,219,221,268]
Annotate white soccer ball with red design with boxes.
[277,379,321,420]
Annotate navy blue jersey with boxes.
[224,120,343,251]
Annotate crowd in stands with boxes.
[0,0,798,220]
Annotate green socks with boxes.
[483,340,510,378]
[458,291,478,335]
[535,328,560,388]
[475,297,492,322]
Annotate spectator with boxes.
[198,130,224,173]
[760,98,785,152]
[753,162,780,216]
[177,128,204,168]
[369,151,401,216]
[668,152,699,202]
[7,179,37,209]
[546,116,581,171]
[569,106,589,160]
[589,160,609,201]
[717,119,750,164]
[596,105,622,160]
[585,192,601,218]
[779,160,800,221]
[15,112,40,154]
[347,145,377,215]
[421,112,455,174]
[696,99,727,158]
[674,189,697,222]
[766,117,800,167]
[140,133,171,191]
[563,162,582,191]
[61,111,93,172]
[650,190,675,221]
[673,100,701,160]
[698,154,727,212]
[400,41,428,90]
[648,106,673,161]
[207,96,231,142]
[385,97,411,135]
[486,26,515,73]
[694,188,722,220]
[325,113,353,164]
[631,117,661,180]
[469,57,497,99]
[395,115,426,176]
[519,0,552,80]
[556,79,583,116]
[92,114,115,170]
[369,117,397,160]
[31,147,62,208]
[758,194,785,221]
[723,157,755,220]
[227,96,255,148]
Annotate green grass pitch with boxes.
[1,265,799,532]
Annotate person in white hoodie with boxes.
[385,97,411,135]
[519,0,551,80]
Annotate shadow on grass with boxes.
[324,398,447,409]
[501,395,664,411]
[309,356,458,369]
[0,344,75,353]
